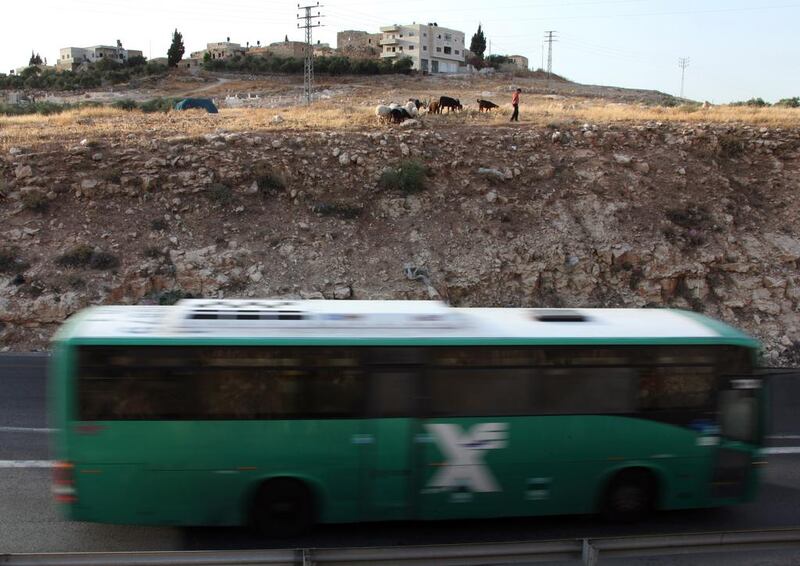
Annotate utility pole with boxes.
[678,57,690,99]
[544,30,557,85]
[297,2,323,105]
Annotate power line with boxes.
[297,2,323,105]
[678,56,690,98]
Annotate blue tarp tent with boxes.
[174,98,219,113]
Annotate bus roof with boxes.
[52,300,760,348]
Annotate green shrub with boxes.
[208,183,233,204]
[379,160,428,194]
[112,98,138,111]
[150,218,169,231]
[666,205,712,230]
[139,97,179,113]
[730,97,771,108]
[312,202,363,219]
[56,245,119,270]
[776,97,800,108]
[20,189,48,211]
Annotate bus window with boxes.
[639,366,716,410]
[428,368,531,416]
[532,368,638,414]
[78,346,365,420]
[434,347,531,367]
[367,370,418,417]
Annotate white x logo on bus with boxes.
[426,423,508,493]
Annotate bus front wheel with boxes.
[251,478,316,537]
[601,468,656,522]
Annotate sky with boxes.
[1,0,798,103]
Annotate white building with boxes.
[379,23,465,73]
[57,44,143,70]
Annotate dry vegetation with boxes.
[2,96,798,151]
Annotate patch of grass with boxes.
[208,183,233,204]
[56,244,119,270]
[379,159,428,194]
[312,201,363,219]
[253,162,286,195]
[0,247,27,273]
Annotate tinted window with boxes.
[534,368,638,414]
[428,368,531,416]
[78,346,364,420]
[368,370,418,417]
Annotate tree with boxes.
[167,29,185,67]
[29,51,43,66]
[470,25,487,59]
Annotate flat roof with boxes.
[53,300,759,348]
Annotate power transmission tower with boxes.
[678,57,690,98]
[544,30,557,85]
[297,2,323,105]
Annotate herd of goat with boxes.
[375,96,500,124]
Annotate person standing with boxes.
[510,88,521,122]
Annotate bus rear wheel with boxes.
[601,468,656,522]
[251,478,316,537]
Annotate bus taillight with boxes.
[53,461,76,503]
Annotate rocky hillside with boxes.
[1,121,799,364]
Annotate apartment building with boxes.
[379,23,465,73]
[57,44,143,71]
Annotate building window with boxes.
[437,34,441,39]
[409,45,414,50]
[455,50,459,55]
[399,46,403,51]
[423,46,427,51]
[444,46,451,54]
[436,47,441,52]
[445,34,452,40]
[409,32,415,37]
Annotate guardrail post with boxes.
[302,547,313,566]
[582,538,599,566]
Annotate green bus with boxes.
[51,300,765,535]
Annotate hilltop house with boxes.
[379,23,465,73]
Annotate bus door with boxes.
[360,349,423,522]
[713,375,764,500]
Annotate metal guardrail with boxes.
[4,528,800,566]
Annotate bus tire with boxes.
[601,468,656,523]
[251,478,316,537]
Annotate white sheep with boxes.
[375,104,392,123]
[389,102,401,110]
[404,101,418,117]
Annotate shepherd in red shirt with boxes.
[510,88,521,122]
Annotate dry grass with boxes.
[1,95,798,151]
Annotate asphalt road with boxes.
[2,354,800,555]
